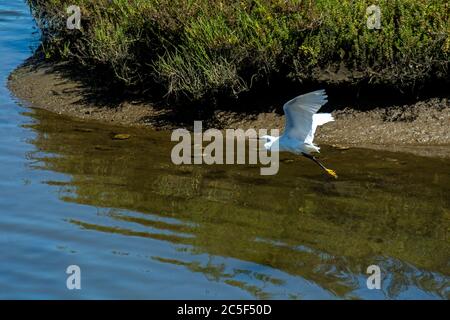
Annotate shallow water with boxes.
[0,1,449,299]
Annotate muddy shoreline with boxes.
[7,58,450,158]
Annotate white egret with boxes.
[262,89,338,178]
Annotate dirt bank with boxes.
[7,58,450,158]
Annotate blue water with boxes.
[0,1,448,299]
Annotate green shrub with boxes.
[27,0,450,102]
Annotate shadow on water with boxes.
[24,108,449,299]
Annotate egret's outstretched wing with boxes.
[283,90,331,144]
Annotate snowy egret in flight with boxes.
[262,89,338,178]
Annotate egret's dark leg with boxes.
[302,153,338,178]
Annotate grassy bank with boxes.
[27,0,449,103]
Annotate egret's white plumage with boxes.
[263,90,337,178]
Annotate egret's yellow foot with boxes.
[325,169,338,179]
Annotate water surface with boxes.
[0,1,449,299]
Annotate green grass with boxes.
[27,0,450,102]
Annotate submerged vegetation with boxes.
[27,0,450,102]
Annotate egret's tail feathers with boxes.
[313,113,334,127]
[303,143,320,154]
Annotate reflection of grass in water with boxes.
[153,256,280,299]
[27,109,450,299]
[69,219,192,244]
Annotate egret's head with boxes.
[260,135,275,150]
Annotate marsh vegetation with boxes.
[27,0,450,103]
